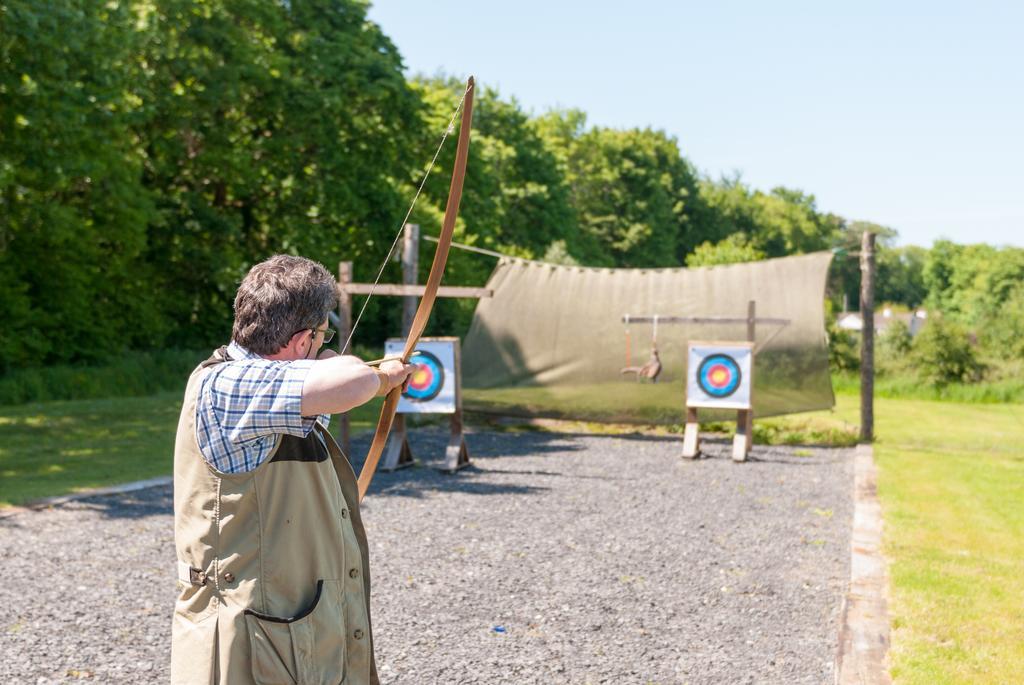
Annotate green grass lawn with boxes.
[787,393,1024,684]
[0,391,384,507]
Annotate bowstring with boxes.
[341,84,471,355]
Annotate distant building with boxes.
[837,308,928,336]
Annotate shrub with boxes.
[882,319,913,357]
[911,318,982,386]
[827,318,859,373]
[980,284,1024,362]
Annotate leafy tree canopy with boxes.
[1,0,1019,374]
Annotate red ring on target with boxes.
[697,354,742,398]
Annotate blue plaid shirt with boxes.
[195,341,331,473]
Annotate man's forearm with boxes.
[301,357,381,416]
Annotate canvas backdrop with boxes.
[460,252,835,424]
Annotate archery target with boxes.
[384,338,458,414]
[687,343,753,409]
[403,350,444,402]
[697,354,742,398]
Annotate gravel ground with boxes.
[0,427,853,684]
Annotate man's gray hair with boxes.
[232,255,338,355]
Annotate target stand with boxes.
[380,337,471,474]
[682,341,755,462]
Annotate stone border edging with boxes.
[835,443,892,684]
[0,476,173,519]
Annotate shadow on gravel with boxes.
[691,438,852,466]
[352,427,631,500]
[353,427,852,500]
[348,427,590,467]
[367,459,634,501]
[0,516,24,529]
[2,427,850,517]
[479,466,625,481]
[57,488,173,520]
[0,487,174,523]
[373,468,549,499]
[478,425,682,445]
[744,452,850,466]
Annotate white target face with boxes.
[384,338,457,414]
[687,343,753,410]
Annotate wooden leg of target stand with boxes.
[744,409,754,456]
[381,414,415,472]
[682,407,700,459]
[732,409,750,462]
[441,409,471,473]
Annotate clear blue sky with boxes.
[367,1,1023,248]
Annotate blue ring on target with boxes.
[402,350,445,402]
[697,353,742,398]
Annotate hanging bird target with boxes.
[403,350,445,402]
[687,342,753,410]
[697,354,742,398]
[384,338,459,414]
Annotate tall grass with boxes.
[0,350,206,405]
[832,372,1024,403]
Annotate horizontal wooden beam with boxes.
[621,315,790,326]
[340,283,492,298]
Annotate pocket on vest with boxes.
[244,579,346,685]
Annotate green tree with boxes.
[685,233,765,267]
[408,78,580,336]
[538,111,702,267]
[877,245,928,307]
[0,0,157,370]
[828,220,902,312]
[827,317,859,373]
[882,319,913,357]
[412,79,577,258]
[912,318,982,386]
[134,0,423,349]
[698,178,842,260]
[923,241,1024,340]
[978,282,1024,361]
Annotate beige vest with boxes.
[171,349,378,685]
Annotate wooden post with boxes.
[742,300,756,457]
[382,225,421,472]
[337,261,353,353]
[337,261,353,456]
[380,414,415,471]
[443,339,471,472]
[746,299,756,343]
[401,224,419,337]
[682,406,700,459]
[860,232,876,443]
[732,410,751,462]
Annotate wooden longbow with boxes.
[356,76,475,502]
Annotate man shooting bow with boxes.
[171,254,414,685]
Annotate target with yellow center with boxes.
[403,350,445,402]
[686,342,753,410]
[384,338,459,414]
[697,354,742,398]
